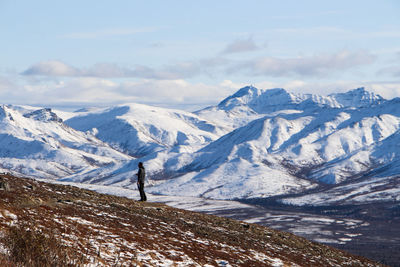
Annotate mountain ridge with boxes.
[0,86,399,204]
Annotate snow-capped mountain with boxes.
[0,105,131,178]
[330,87,385,108]
[149,106,399,199]
[142,87,397,198]
[195,86,385,129]
[65,103,228,157]
[1,86,399,203]
[68,86,400,201]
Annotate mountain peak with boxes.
[217,86,306,113]
[0,105,15,121]
[351,87,367,93]
[231,85,259,97]
[218,85,261,108]
[217,86,386,113]
[329,87,385,107]
[23,108,63,123]
[0,105,6,118]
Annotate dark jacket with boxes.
[137,167,146,183]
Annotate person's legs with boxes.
[137,182,142,201]
[139,183,144,201]
[143,186,147,201]
[139,182,146,201]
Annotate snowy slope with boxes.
[329,87,385,108]
[62,109,319,198]
[0,105,131,178]
[1,86,400,202]
[148,158,315,199]
[191,88,398,181]
[281,175,400,206]
[283,127,400,206]
[146,94,400,199]
[65,103,228,157]
[288,100,400,184]
[60,103,231,187]
[147,87,400,199]
[61,87,400,202]
[195,86,385,129]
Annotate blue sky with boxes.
[1,0,399,110]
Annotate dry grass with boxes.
[1,222,83,267]
[0,253,13,267]
[0,174,384,266]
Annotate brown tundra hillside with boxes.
[0,174,383,266]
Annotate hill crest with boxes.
[0,174,381,266]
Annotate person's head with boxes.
[138,162,144,168]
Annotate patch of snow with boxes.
[66,216,96,226]
[250,249,285,266]
[1,210,18,221]
[215,260,232,267]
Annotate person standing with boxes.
[136,162,147,201]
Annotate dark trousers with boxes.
[138,182,147,201]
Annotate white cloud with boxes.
[2,73,400,110]
[1,77,122,106]
[22,61,79,76]
[0,76,14,92]
[366,81,400,99]
[21,61,199,80]
[221,38,260,54]
[118,79,233,105]
[22,49,376,81]
[21,59,230,80]
[219,80,247,89]
[377,65,400,77]
[227,50,376,77]
[1,76,237,110]
[22,61,173,79]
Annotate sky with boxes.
[1,0,400,110]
